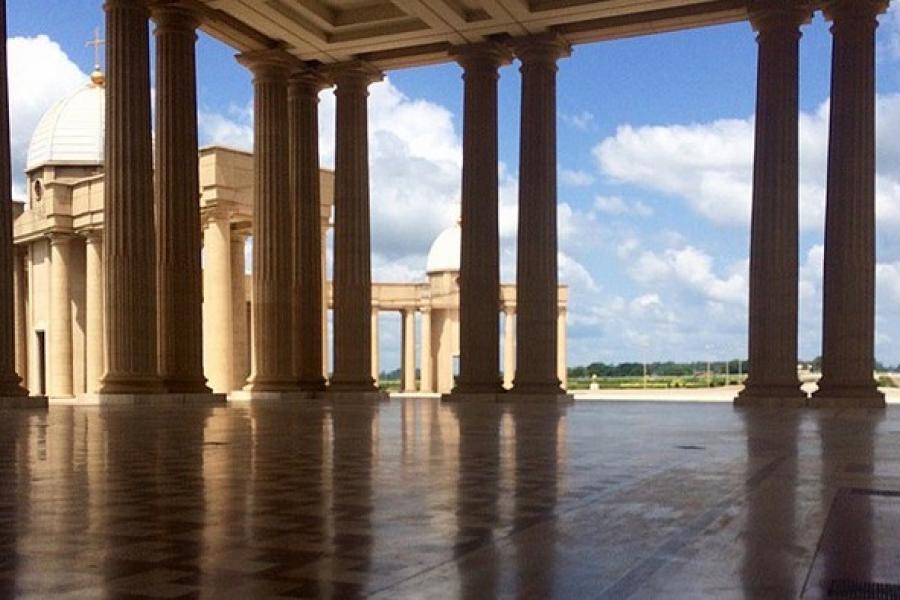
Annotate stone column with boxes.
[13,247,26,385]
[231,231,249,391]
[321,224,329,378]
[85,231,104,393]
[503,307,515,389]
[49,234,73,398]
[238,49,296,392]
[370,306,380,386]
[736,1,810,407]
[512,34,570,397]
[202,211,232,394]
[402,308,416,392]
[452,43,511,396]
[420,308,433,393]
[0,0,29,399]
[329,62,383,393]
[557,307,567,390]
[101,0,163,394]
[153,2,208,393]
[289,67,328,392]
[813,0,889,408]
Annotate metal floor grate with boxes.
[828,579,900,599]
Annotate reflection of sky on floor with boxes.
[1,398,897,597]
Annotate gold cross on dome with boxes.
[86,27,105,68]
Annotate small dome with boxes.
[26,78,105,172]
[426,221,461,274]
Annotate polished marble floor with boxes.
[1,399,899,599]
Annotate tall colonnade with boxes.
[0,0,893,407]
[738,0,888,408]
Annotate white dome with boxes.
[26,80,105,171]
[426,221,461,274]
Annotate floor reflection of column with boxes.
[328,405,376,596]
[806,411,879,595]
[741,409,800,596]
[510,405,562,597]
[454,404,502,597]
[0,412,39,595]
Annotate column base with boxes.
[734,385,808,408]
[242,378,299,393]
[229,390,312,402]
[99,374,166,395]
[810,384,886,409]
[298,377,328,393]
[75,392,226,407]
[163,378,213,395]
[0,395,48,409]
[322,389,389,403]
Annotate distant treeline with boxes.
[568,357,898,378]
[567,361,746,378]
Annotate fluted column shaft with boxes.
[231,232,249,390]
[239,50,295,391]
[503,307,515,389]
[101,0,163,394]
[202,212,232,393]
[49,235,73,398]
[370,306,380,385]
[153,3,208,393]
[420,309,433,393]
[0,0,27,397]
[557,307,567,389]
[13,247,26,385]
[290,69,327,391]
[512,35,570,394]
[85,231,104,393]
[454,43,510,394]
[814,0,889,405]
[330,62,382,392]
[739,2,810,404]
[402,308,416,392]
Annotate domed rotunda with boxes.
[368,217,567,394]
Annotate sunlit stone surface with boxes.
[1,399,898,598]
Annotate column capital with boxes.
[47,232,73,246]
[289,65,330,97]
[503,304,516,316]
[82,228,103,243]
[452,41,513,73]
[823,0,890,21]
[326,60,383,94]
[104,0,150,16]
[748,0,813,32]
[513,32,572,67]
[150,0,199,31]
[237,47,295,81]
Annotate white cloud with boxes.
[593,195,653,217]
[560,167,595,187]
[8,35,87,197]
[561,110,595,131]
[592,95,900,232]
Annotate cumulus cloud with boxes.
[592,96,900,232]
[560,167,595,187]
[593,195,653,217]
[8,35,87,197]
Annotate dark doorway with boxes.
[36,330,46,396]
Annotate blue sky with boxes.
[10,1,900,370]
